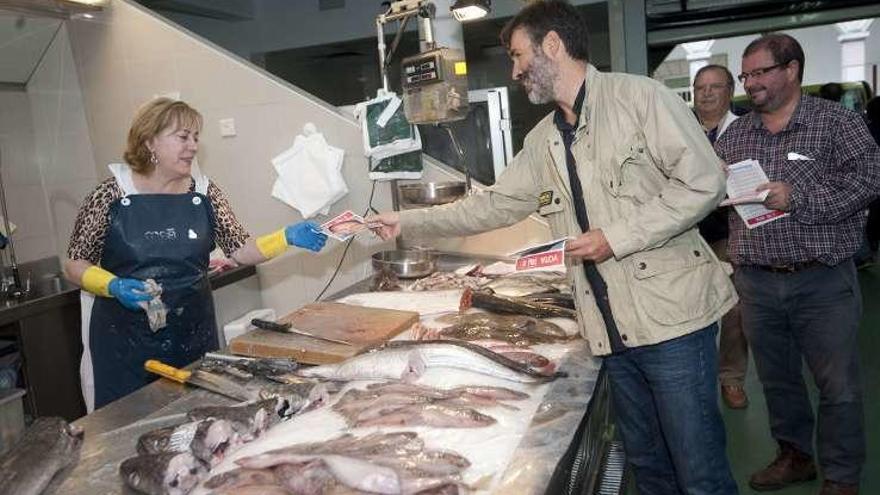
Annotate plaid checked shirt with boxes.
[714,95,880,266]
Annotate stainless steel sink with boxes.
[0,257,74,302]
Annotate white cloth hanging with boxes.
[271,123,347,218]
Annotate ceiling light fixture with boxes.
[450,0,490,22]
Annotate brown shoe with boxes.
[819,480,859,495]
[749,442,817,491]
[721,384,749,409]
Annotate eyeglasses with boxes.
[737,61,790,83]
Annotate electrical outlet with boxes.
[219,118,236,137]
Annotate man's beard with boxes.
[521,50,558,104]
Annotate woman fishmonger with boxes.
[64,98,326,409]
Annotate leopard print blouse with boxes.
[67,177,250,265]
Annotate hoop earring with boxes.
[150,150,158,165]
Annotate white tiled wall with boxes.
[0,21,95,268]
[27,24,99,264]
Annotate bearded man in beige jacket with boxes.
[371,2,738,493]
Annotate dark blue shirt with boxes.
[554,83,626,353]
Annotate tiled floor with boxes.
[627,264,879,494]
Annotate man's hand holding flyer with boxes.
[320,210,380,241]
[723,159,788,229]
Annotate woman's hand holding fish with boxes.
[366,211,401,240]
[565,229,613,263]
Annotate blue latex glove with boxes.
[108,277,152,311]
[285,221,327,252]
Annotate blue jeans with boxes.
[734,262,865,484]
[606,324,738,495]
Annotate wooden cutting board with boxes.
[228,302,419,364]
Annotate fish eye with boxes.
[189,467,199,474]
[169,477,179,488]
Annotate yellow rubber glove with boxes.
[255,229,288,259]
[81,266,115,297]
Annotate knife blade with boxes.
[251,318,353,346]
[144,360,256,401]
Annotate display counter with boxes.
[50,252,618,494]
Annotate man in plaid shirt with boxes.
[715,34,879,495]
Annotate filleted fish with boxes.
[332,382,528,427]
[221,431,471,495]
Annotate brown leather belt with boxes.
[751,260,823,274]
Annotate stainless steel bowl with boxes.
[398,182,467,206]
[371,250,437,279]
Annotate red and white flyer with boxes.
[726,159,788,229]
[320,210,371,241]
[508,238,568,273]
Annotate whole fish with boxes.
[119,452,206,495]
[425,313,573,346]
[0,417,83,495]
[481,275,560,297]
[461,288,577,319]
[521,292,576,310]
[186,398,282,441]
[299,340,565,383]
[365,382,530,401]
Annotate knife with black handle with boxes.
[251,318,352,346]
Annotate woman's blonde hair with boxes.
[124,98,203,173]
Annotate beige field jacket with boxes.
[400,65,737,356]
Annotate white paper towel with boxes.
[271,123,348,218]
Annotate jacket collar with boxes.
[547,64,595,144]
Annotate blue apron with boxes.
[90,192,218,408]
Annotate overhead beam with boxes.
[648,3,880,47]
[139,0,254,21]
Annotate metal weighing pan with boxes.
[398,182,467,206]
[371,250,437,279]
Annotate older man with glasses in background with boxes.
[692,64,751,410]
[714,33,879,495]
